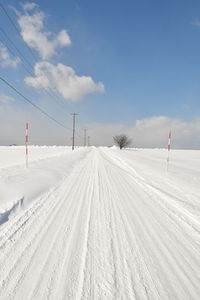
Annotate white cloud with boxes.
[25,61,104,101]
[23,2,38,11]
[18,4,71,59]
[0,110,200,148]
[0,44,20,68]
[86,116,200,149]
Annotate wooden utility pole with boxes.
[25,122,28,168]
[71,113,78,150]
[83,128,87,146]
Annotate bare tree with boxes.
[113,134,132,149]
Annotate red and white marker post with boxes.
[167,130,171,171]
[25,122,28,168]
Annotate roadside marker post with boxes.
[167,130,171,171]
[26,122,28,168]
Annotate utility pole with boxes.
[25,122,28,168]
[83,128,87,146]
[87,136,90,147]
[71,113,78,150]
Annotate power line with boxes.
[0,27,34,70]
[0,5,69,112]
[0,4,85,140]
[0,76,70,130]
[0,3,21,37]
[0,36,34,77]
[0,2,38,63]
[0,29,68,112]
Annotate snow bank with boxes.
[0,197,24,225]
[0,146,90,225]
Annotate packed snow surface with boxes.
[0,146,200,299]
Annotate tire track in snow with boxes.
[14,160,91,300]
[30,158,94,300]
[99,152,161,300]
[0,147,200,299]
[100,149,200,299]
[0,150,92,299]
[81,150,121,300]
[51,155,95,300]
[103,149,200,235]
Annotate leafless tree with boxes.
[113,134,132,149]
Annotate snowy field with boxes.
[0,146,200,299]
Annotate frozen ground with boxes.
[0,146,200,299]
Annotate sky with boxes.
[1,0,200,148]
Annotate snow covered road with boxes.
[0,147,200,299]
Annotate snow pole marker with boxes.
[167,130,171,171]
[26,122,28,168]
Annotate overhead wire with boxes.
[0,27,35,70]
[0,76,71,130]
[0,28,68,112]
[0,2,38,63]
[0,4,70,112]
[0,3,85,143]
[0,36,33,77]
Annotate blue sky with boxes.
[1,0,200,147]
